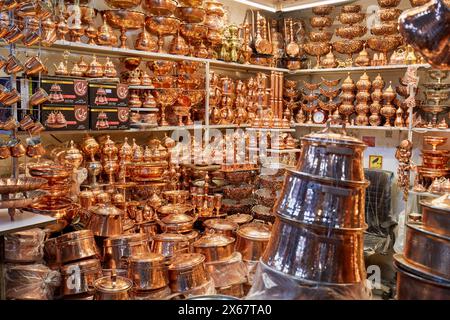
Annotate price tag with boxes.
[369,155,383,169]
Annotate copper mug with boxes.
[0,84,8,101]
[24,56,46,76]
[29,88,49,106]
[3,24,24,44]
[28,122,45,135]
[22,29,41,47]
[5,55,24,75]
[2,89,21,106]
[2,116,19,130]
[9,140,26,158]
[0,144,11,159]
[0,56,7,70]
[26,143,46,158]
[19,114,35,131]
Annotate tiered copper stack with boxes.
[394,194,450,299]
[419,70,449,128]
[247,122,371,299]
[416,136,450,190]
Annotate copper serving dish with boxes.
[379,8,402,21]
[56,229,98,264]
[205,0,224,16]
[102,9,146,29]
[205,252,247,289]
[103,233,151,269]
[146,16,181,35]
[335,25,367,39]
[309,31,333,42]
[338,12,365,25]
[104,0,142,9]
[127,253,169,290]
[370,22,398,36]
[333,40,364,55]
[341,5,362,13]
[394,254,450,300]
[176,7,206,24]
[235,222,271,262]
[403,223,449,279]
[143,0,178,16]
[262,216,366,284]
[310,16,333,29]
[0,177,46,194]
[61,258,102,296]
[193,233,235,262]
[129,163,165,181]
[378,0,401,7]
[421,196,450,235]
[312,5,333,16]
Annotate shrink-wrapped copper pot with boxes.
[60,258,102,296]
[5,228,45,263]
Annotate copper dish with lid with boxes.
[60,258,102,296]
[127,252,169,290]
[235,222,271,262]
[193,233,235,262]
[226,213,253,226]
[56,229,98,264]
[93,274,133,300]
[151,232,190,258]
[168,253,210,293]
[203,218,238,237]
[104,233,151,269]
[157,212,197,233]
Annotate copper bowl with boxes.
[129,163,165,181]
[104,0,142,9]
[379,8,402,21]
[309,30,333,42]
[310,16,333,29]
[336,25,367,39]
[338,12,365,25]
[29,164,70,184]
[223,170,255,185]
[175,7,206,24]
[148,60,176,75]
[303,42,330,56]
[103,9,146,30]
[251,205,275,224]
[143,0,178,16]
[341,5,362,13]
[254,188,278,208]
[367,36,401,52]
[180,22,208,39]
[222,183,253,201]
[146,16,181,35]
[258,174,285,192]
[409,0,431,6]
[312,5,333,16]
[179,0,203,5]
[221,198,255,215]
[333,40,364,55]
[377,0,401,8]
[370,22,398,36]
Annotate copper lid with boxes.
[94,275,132,293]
[168,253,205,270]
[161,212,194,225]
[129,253,165,266]
[153,232,187,242]
[61,258,101,275]
[57,229,94,243]
[91,203,123,216]
[104,233,148,247]
[237,222,271,241]
[204,218,238,231]
[193,233,235,248]
[226,213,253,225]
[301,123,367,147]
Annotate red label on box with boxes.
[362,136,375,147]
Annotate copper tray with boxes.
[0,177,47,194]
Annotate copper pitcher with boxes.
[3,24,24,44]
[29,88,50,106]
[22,29,41,47]
[24,55,47,76]
[9,139,26,158]
[2,88,21,106]
[5,55,24,75]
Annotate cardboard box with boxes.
[40,76,88,106]
[89,106,129,130]
[88,83,128,107]
[40,105,89,131]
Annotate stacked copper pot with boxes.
[394,194,450,299]
[247,122,371,299]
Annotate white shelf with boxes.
[130,107,159,112]
[266,148,301,153]
[293,123,409,131]
[289,64,431,75]
[412,128,450,134]
[246,127,296,132]
[408,190,441,198]
[0,209,56,235]
[128,85,154,90]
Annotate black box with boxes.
[88,83,128,107]
[40,105,89,131]
[89,106,129,130]
[40,76,89,106]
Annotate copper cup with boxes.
[19,114,35,131]
[2,89,21,106]
[2,116,19,130]
[24,56,46,76]
[26,143,46,158]
[22,29,41,46]
[29,88,49,106]
[0,56,7,70]
[28,121,45,135]
[10,140,26,158]
[0,145,11,159]
[3,24,24,44]
[5,55,24,75]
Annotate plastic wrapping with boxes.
[205,252,248,287]
[246,261,372,300]
[6,264,61,300]
[179,279,216,298]
[5,228,46,263]
[131,286,172,300]
[243,260,259,285]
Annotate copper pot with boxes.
[56,230,98,264]
[420,197,450,235]
[127,253,169,290]
[235,222,271,261]
[93,275,132,300]
[103,233,151,269]
[193,233,235,262]
[151,233,190,258]
[168,253,211,293]
[61,258,102,296]
[203,218,238,237]
[87,202,123,237]
[262,216,366,284]
[157,212,197,233]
